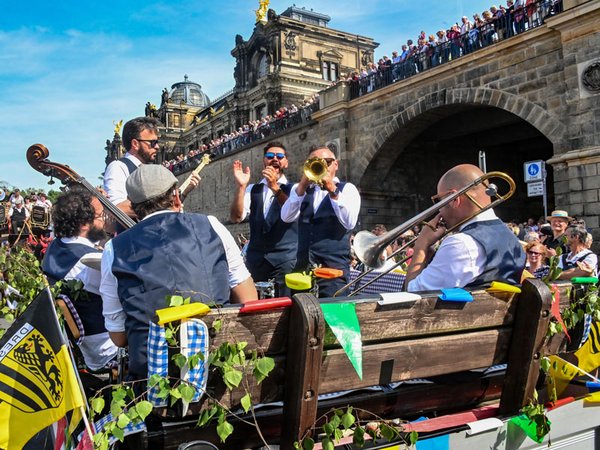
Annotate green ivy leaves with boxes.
[295,407,417,449]
[0,245,61,336]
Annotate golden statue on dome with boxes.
[255,0,269,23]
[113,120,123,136]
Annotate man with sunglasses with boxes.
[281,145,361,297]
[230,142,297,297]
[103,116,200,220]
[405,164,525,292]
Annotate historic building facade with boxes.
[105,6,377,162]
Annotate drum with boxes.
[30,205,50,229]
[0,204,7,233]
[255,281,275,299]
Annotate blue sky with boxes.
[1,0,494,191]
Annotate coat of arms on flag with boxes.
[0,288,84,450]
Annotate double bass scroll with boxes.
[26,144,136,229]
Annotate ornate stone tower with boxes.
[229,6,378,125]
[172,6,378,154]
[156,75,211,160]
[105,6,378,161]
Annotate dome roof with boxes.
[169,75,210,107]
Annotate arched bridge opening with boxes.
[359,104,555,230]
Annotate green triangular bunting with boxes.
[321,302,362,380]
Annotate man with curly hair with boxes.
[42,187,118,371]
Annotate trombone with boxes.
[334,171,516,297]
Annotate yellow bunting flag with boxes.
[0,289,85,450]
[575,321,600,373]
[546,355,586,397]
[584,391,600,405]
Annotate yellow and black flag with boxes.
[0,288,84,450]
[575,320,600,373]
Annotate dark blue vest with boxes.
[247,183,297,268]
[119,156,138,175]
[296,183,352,273]
[114,157,138,234]
[42,239,107,336]
[461,219,526,287]
[111,212,230,377]
[11,207,27,225]
[561,250,594,271]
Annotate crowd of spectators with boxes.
[164,94,320,175]
[347,0,564,98]
[506,213,596,280]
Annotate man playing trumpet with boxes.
[405,164,525,292]
[281,145,361,297]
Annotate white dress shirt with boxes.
[280,178,361,231]
[558,249,598,276]
[100,211,251,333]
[407,209,499,292]
[59,236,118,370]
[241,175,288,220]
[103,152,143,204]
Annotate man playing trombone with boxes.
[281,145,361,297]
[405,164,525,292]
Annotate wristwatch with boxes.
[329,186,340,199]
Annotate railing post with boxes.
[499,278,553,414]
[280,293,325,449]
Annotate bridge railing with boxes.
[170,102,320,175]
[349,0,564,100]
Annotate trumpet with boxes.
[334,171,516,297]
[303,157,329,185]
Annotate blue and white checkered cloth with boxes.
[147,319,209,406]
[91,411,148,443]
[581,313,593,346]
[58,294,84,345]
[350,268,405,295]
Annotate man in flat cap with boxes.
[100,165,256,380]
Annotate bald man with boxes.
[281,145,361,297]
[405,164,525,292]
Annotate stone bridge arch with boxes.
[356,87,566,184]
[355,87,565,228]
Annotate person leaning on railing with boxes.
[557,226,598,280]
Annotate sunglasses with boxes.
[431,189,483,209]
[527,250,543,256]
[136,139,160,148]
[323,158,336,166]
[265,152,286,160]
[431,189,454,205]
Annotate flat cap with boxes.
[126,164,178,204]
